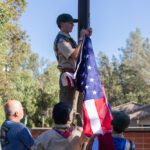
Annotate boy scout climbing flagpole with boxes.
[53,1,91,127]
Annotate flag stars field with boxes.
[81,81,84,85]
[85,85,89,89]
[93,91,97,95]
[90,78,94,82]
[86,55,89,59]
[88,66,92,70]
[82,73,85,76]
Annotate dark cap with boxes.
[56,13,78,28]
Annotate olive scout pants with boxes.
[59,74,83,125]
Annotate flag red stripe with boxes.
[95,97,112,133]
[82,102,93,136]
[66,76,71,87]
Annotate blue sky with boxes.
[20,0,150,61]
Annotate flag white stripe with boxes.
[84,99,103,134]
[74,36,85,79]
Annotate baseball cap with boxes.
[56,13,78,28]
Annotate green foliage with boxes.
[0,0,59,127]
[121,28,150,85]
[0,98,5,126]
[33,63,59,127]
[98,29,150,106]
[1,0,150,127]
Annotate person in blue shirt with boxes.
[86,110,136,150]
[111,110,135,150]
[0,100,34,150]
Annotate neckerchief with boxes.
[53,127,73,138]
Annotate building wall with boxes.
[130,116,150,126]
[139,116,150,126]
[130,119,138,126]
[31,127,150,149]
[125,131,150,150]
[31,128,49,138]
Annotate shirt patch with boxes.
[58,38,64,43]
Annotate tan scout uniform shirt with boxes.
[54,31,77,71]
[32,128,82,150]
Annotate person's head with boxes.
[52,102,71,125]
[111,110,130,133]
[56,13,78,33]
[4,100,24,122]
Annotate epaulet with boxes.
[56,34,70,43]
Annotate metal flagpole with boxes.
[72,0,90,127]
[78,0,90,40]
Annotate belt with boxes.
[60,68,75,73]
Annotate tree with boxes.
[0,0,60,127]
[0,0,27,101]
[97,52,114,102]
[97,29,150,105]
[121,28,150,85]
[33,62,59,127]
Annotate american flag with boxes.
[74,36,113,136]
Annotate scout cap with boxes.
[111,110,130,133]
[56,13,78,28]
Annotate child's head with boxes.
[111,110,130,133]
[52,102,71,125]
